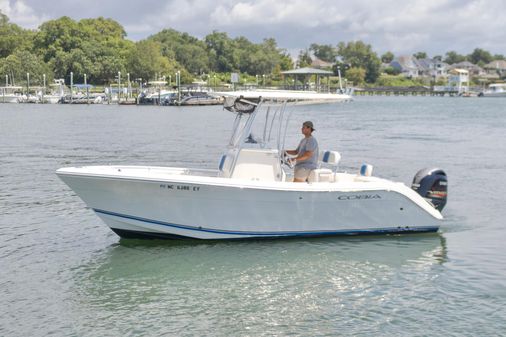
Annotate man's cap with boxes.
[303,121,315,131]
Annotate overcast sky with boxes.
[1,0,505,58]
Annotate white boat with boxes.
[40,80,66,103]
[479,83,506,97]
[0,86,23,103]
[41,94,63,104]
[57,96,448,240]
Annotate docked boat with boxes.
[41,94,63,104]
[57,96,448,240]
[479,83,506,97]
[0,86,23,103]
[177,91,224,106]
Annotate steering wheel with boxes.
[281,151,294,169]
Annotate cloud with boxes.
[0,0,47,28]
[3,0,506,56]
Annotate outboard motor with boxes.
[411,168,448,211]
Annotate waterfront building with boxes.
[449,61,485,77]
[447,68,469,94]
[484,60,506,77]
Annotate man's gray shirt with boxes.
[295,136,318,169]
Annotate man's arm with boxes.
[294,150,314,162]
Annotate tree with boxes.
[33,16,133,84]
[444,51,466,64]
[205,31,237,73]
[309,43,338,62]
[337,41,381,83]
[0,49,52,85]
[413,52,427,59]
[381,51,394,64]
[0,11,33,58]
[297,49,312,68]
[151,29,210,74]
[127,40,175,82]
[383,66,401,75]
[279,52,294,71]
[253,38,286,74]
[345,67,366,86]
[467,48,493,66]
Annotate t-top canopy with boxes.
[281,67,333,75]
[223,96,259,114]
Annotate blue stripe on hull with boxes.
[94,208,439,239]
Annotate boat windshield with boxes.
[220,96,292,178]
[224,96,291,152]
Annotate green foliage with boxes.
[150,29,210,74]
[444,51,466,64]
[33,16,133,84]
[0,49,52,85]
[467,48,493,66]
[279,53,294,71]
[127,40,191,83]
[383,66,401,75]
[381,51,394,64]
[205,31,237,73]
[309,43,337,62]
[345,67,366,86]
[235,37,278,75]
[203,32,289,75]
[375,74,426,87]
[413,52,427,59]
[297,49,312,68]
[337,41,381,83]
[0,11,34,58]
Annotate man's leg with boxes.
[293,167,310,182]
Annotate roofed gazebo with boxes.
[281,67,333,92]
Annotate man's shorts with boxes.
[294,167,312,181]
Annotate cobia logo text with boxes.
[337,194,382,200]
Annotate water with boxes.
[1,97,505,336]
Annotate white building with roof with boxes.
[390,56,420,78]
[447,69,469,94]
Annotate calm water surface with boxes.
[1,97,505,336]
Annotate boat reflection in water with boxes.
[72,234,447,317]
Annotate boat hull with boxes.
[57,167,441,239]
[481,92,506,97]
[1,95,20,103]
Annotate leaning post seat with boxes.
[319,150,341,171]
[308,150,341,183]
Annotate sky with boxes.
[1,0,506,58]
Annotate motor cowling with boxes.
[411,168,448,211]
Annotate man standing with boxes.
[285,121,319,182]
